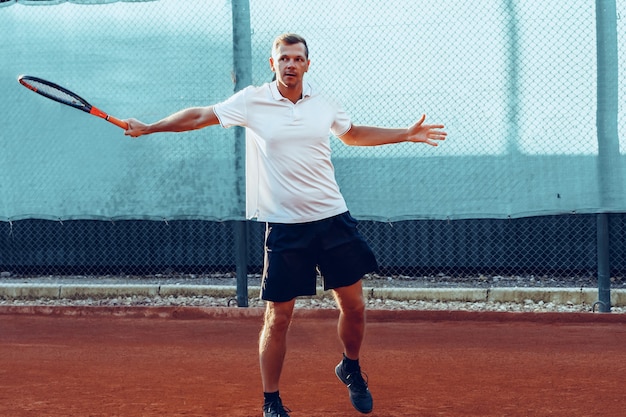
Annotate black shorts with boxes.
[260,211,379,302]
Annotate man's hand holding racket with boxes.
[123,118,149,138]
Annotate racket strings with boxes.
[27,80,88,109]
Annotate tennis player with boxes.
[124,33,446,417]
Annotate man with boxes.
[124,33,446,417]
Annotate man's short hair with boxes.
[272,33,309,58]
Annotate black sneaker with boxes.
[335,358,373,414]
[263,397,291,417]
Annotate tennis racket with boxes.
[18,75,128,129]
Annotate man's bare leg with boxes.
[332,280,366,359]
[332,279,373,414]
[259,299,296,393]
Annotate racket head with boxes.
[18,75,92,113]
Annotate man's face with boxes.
[270,42,310,89]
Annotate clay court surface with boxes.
[1,307,625,417]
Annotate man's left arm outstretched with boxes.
[339,114,447,147]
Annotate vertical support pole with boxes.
[504,0,520,155]
[597,213,611,312]
[232,0,252,307]
[595,0,619,312]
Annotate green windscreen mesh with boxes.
[1,0,624,222]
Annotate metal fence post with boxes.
[232,0,252,307]
[595,0,620,312]
[597,213,611,312]
[504,0,520,155]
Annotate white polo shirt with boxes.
[213,81,352,223]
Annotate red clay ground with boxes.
[1,307,625,417]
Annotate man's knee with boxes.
[263,300,295,333]
[333,281,366,316]
[342,298,365,320]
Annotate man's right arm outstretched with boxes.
[124,106,220,138]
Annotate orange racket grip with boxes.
[90,106,129,129]
[106,115,129,130]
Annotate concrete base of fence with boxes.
[1,283,625,307]
[367,287,626,307]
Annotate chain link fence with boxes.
[1,1,625,290]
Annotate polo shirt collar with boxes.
[270,80,312,101]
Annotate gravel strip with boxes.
[1,291,623,314]
[1,272,624,313]
[2,271,625,289]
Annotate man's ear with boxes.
[269,56,276,73]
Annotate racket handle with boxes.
[89,106,128,129]
[106,115,129,130]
